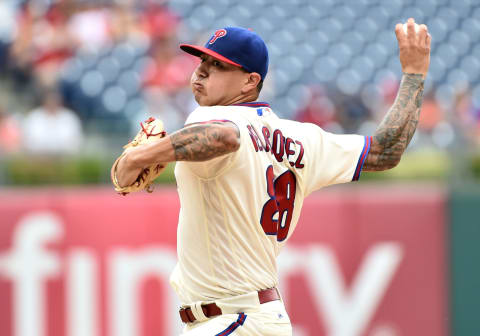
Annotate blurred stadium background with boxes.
[0,0,479,335]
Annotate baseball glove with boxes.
[111,117,167,195]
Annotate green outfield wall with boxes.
[450,187,480,336]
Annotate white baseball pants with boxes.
[180,300,292,336]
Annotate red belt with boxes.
[179,287,280,323]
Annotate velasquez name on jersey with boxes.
[246,124,305,168]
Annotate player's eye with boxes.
[213,60,222,67]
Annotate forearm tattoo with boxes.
[170,122,240,161]
[364,73,424,171]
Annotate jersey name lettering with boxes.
[246,125,305,169]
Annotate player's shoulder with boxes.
[186,105,251,125]
[272,117,321,135]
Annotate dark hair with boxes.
[241,68,264,94]
[256,79,264,94]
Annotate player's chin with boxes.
[194,94,212,107]
[193,95,204,106]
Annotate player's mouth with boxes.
[192,82,204,94]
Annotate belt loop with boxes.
[191,302,208,322]
[276,287,282,302]
[179,308,193,323]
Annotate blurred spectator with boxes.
[455,90,477,128]
[0,1,17,44]
[141,1,196,94]
[294,84,372,134]
[9,1,76,90]
[0,105,21,154]
[110,3,145,42]
[0,1,18,71]
[452,89,480,146]
[140,3,198,131]
[142,33,198,92]
[419,92,443,132]
[140,0,179,40]
[377,76,400,121]
[294,85,340,132]
[335,92,371,133]
[0,0,478,159]
[22,90,83,155]
[67,2,111,50]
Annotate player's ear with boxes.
[241,72,262,94]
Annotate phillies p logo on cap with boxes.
[180,27,269,80]
[209,29,227,44]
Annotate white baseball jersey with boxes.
[170,102,371,304]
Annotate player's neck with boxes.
[223,92,259,106]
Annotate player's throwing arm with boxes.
[363,18,431,171]
[115,121,240,188]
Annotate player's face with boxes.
[190,54,249,106]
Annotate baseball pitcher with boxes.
[113,18,430,335]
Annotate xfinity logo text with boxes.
[0,211,403,336]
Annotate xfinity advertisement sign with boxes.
[0,189,447,336]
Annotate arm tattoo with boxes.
[170,122,240,161]
[363,73,424,171]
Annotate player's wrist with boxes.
[127,138,174,167]
[123,147,144,169]
[402,70,427,79]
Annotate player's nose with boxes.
[195,61,209,79]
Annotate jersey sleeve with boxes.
[301,123,371,196]
[180,107,245,179]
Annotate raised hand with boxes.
[395,18,431,78]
